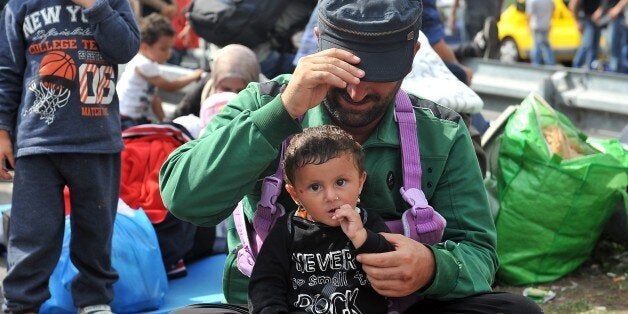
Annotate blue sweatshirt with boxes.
[0,0,139,157]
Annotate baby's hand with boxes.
[333,204,367,248]
[71,0,96,8]
[192,69,205,80]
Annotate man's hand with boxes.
[281,48,364,118]
[333,204,367,248]
[71,0,96,9]
[357,233,436,297]
[0,130,15,181]
[460,63,474,85]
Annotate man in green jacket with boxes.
[160,0,541,311]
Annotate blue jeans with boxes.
[531,29,555,65]
[572,17,602,69]
[3,153,120,311]
[607,15,627,73]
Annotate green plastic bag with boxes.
[495,93,628,285]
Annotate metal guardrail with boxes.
[463,58,628,140]
[157,60,628,140]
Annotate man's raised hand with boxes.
[281,48,364,119]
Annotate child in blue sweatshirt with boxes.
[0,0,139,312]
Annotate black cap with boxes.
[317,0,422,82]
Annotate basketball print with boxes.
[25,51,76,125]
[39,51,77,82]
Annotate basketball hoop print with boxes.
[26,51,76,125]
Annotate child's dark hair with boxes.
[284,125,365,185]
[139,13,175,45]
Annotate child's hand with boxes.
[71,0,96,9]
[333,204,367,248]
[0,130,15,180]
[192,69,205,80]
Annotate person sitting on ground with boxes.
[248,125,394,314]
[159,0,542,312]
[117,13,203,130]
[173,44,260,119]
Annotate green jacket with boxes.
[160,75,498,303]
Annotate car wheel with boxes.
[500,38,520,63]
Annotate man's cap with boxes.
[317,0,422,82]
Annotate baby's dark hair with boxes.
[284,125,365,185]
[139,13,175,45]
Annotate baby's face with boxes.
[288,153,365,226]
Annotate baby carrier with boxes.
[234,90,447,312]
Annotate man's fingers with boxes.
[299,49,364,82]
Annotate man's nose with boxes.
[346,84,368,102]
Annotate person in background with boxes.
[527,0,556,65]
[570,0,604,70]
[449,0,503,44]
[423,0,494,136]
[167,0,200,67]
[159,0,542,312]
[0,0,139,312]
[599,0,627,73]
[255,0,315,79]
[199,92,237,133]
[117,13,203,130]
[173,44,260,118]
[138,0,177,19]
[248,125,394,314]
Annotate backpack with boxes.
[187,0,289,48]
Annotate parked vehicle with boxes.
[497,0,582,63]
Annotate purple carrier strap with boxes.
[234,141,288,277]
[392,90,446,245]
[252,139,289,240]
[233,203,254,277]
[386,90,447,314]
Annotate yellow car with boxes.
[497,0,582,63]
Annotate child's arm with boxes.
[139,69,204,92]
[75,0,140,64]
[151,95,166,122]
[0,3,23,178]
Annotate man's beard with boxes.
[323,83,400,128]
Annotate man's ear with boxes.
[413,41,421,57]
[407,41,421,76]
